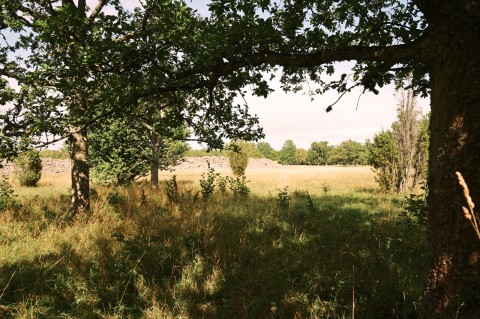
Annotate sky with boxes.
[235,78,430,150]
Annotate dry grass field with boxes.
[160,165,376,197]
[12,165,376,198]
[0,164,428,319]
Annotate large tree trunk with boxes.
[422,9,480,318]
[70,126,90,215]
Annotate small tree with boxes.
[278,140,297,165]
[89,116,188,186]
[411,114,430,190]
[368,130,399,192]
[307,141,331,165]
[14,149,42,187]
[295,148,308,165]
[257,142,278,161]
[227,140,249,176]
[392,89,423,192]
[329,140,369,165]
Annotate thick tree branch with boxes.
[77,0,86,17]
[89,0,107,21]
[174,37,427,82]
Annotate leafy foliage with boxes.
[227,140,250,176]
[328,140,369,166]
[307,141,331,165]
[199,163,220,202]
[401,185,428,230]
[276,186,291,210]
[89,117,151,186]
[166,175,180,205]
[227,175,251,198]
[14,149,42,187]
[278,140,297,165]
[368,130,399,192]
[256,142,278,161]
[89,113,188,186]
[368,95,429,193]
[0,177,17,211]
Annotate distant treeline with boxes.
[186,139,370,166]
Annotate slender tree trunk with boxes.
[150,136,160,190]
[70,126,90,215]
[422,11,480,318]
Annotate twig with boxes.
[0,268,17,301]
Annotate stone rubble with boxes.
[0,156,281,176]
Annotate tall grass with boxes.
[0,167,427,318]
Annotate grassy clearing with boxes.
[160,165,377,197]
[0,166,427,318]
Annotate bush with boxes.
[14,149,42,187]
[0,177,17,211]
[227,141,249,176]
[199,163,219,201]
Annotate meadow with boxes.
[0,165,428,318]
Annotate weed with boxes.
[322,182,332,194]
[165,175,180,205]
[199,163,219,201]
[106,189,126,205]
[0,177,18,211]
[228,175,251,198]
[217,176,228,196]
[276,186,291,210]
[293,189,317,214]
[400,185,428,230]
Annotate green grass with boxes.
[39,149,70,160]
[0,169,428,318]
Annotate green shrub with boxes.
[0,177,17,211]
[14,149,43,187]
[227,141,249,176]
[276,186,291,209]
[228,175,251,198]
[401,184,428,230]
[199,163,219,201]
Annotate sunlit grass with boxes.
[160,165,376,197]
[11,172,70,198]
[0,166,428,319]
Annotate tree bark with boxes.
[421,8,480,318]
[150,135,160,190]
[70,126,90,215]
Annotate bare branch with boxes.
[324,83,360,113]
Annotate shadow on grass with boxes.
[0,184,428,318]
